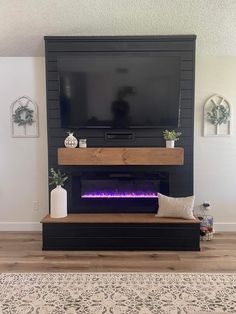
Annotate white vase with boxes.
[50,185,67,218]
[166,140,175,148]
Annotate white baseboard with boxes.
[0,222,42,231]
[214,223,236,232]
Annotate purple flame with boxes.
[81,192,158,198]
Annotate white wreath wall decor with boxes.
[11,96,39,138]
[203,94,232,137]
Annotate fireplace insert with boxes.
[71,171,169,213]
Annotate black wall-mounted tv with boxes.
[58,54,181,129]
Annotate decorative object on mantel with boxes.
[203,94,232,136]
[49,168,68,218]
[163,129,182,148]
[64,132,78,148]
[10,96,39,138]
[79,138,87,148]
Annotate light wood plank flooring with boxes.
[0,232,235,272]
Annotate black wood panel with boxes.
[47,50,194,62]
[45,36,195,53]
[45,35,196,214]
[47,126,193,138]
[47,79,193,92]
[42,222,200,251]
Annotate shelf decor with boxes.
[203,94,232,136]
[163,130,182,148]
[49,168,68,218]
[64,132,78,148]
[11,96,39,138]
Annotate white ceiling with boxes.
[1,0,236,57]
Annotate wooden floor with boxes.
[0,232,235,272]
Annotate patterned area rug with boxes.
[0,273,236,313]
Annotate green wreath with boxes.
[207,105,230,126]
[13,105,34,126]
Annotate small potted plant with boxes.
[163,130,182,148]
[49,168,68,218]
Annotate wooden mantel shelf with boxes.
[58,147,184,166]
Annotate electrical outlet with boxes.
[33,201,39,212]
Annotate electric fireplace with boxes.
[71,171,169,213]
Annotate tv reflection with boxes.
[111,86,136,128]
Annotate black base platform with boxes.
[41,214,200,251]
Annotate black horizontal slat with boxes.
[180,99,193,109]
[48,137,167,147]
[47,100,59,109]
[179,118,192,128]
[47,61,57,71]
[180,108,192,118]
[47,79,193,92]
[45,224,197,237]
[47,81,59,90]
[48,109,60,119]
[46,40,195,53]
[47,91,59,100]
[48,136,193,148]
[46,50,193,61]
[47,72,58,80]
[48,103,192,121]
[180,80,193,89]
[181,90,193,99]
[48,119,60,128]
[47,126,193,138]
[180,71,193,80]
[181,60,193,70]
[43,237,199,251]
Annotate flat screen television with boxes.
[58,55,181,129]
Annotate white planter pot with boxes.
[50,185,67,218]
[166,140,175,148]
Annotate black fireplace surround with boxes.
[45,35,195,214]
[42,35,198,251]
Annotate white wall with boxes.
[0,57,48,230]
[195,56,236,231]
[1,56,236,231]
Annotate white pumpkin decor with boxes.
[64,132,78,148]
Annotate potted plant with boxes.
[49,168,68,218]
[163,130,182,148]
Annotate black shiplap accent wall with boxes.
[45,36,196,213]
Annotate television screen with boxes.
[58,55,181,129]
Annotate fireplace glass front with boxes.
[71,172,169,213]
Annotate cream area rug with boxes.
[0,273,236,313]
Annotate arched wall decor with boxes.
[203,94,232,137]
[10,96,39,138]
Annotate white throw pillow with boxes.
[156,193,195,220]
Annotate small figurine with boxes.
[79,139,87,148]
